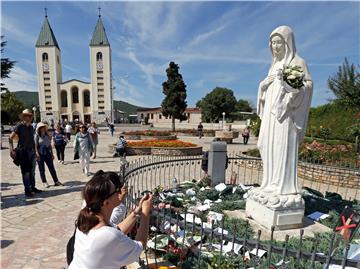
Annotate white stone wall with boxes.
[36,46,62,122]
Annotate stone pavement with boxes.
[1,128,255,269]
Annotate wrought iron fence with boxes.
[122,153,360,200]
[122,155,360,268]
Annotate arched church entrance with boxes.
[72,111,80,122]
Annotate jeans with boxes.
[243,135,249,145]
[79,149,90,174]
[20,148,36,192]
[55,144,65,161]
[37,153,59,184]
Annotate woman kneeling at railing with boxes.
[68,174,153,269]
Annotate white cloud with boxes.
[188,24,226,47]
[126,51,159,90]
[1,14,36,45]
[3,66,37,92]
[113,76,147,107]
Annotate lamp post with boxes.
[32,106,37,123]
[111,86,116,123]
[222,112,226,130]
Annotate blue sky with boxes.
[1,1,359,108]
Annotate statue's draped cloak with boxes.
[256,26,313,195]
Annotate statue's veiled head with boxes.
[269,25,296,65]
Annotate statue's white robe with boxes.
[257,54,313,195]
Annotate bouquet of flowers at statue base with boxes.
[282,65,305,92]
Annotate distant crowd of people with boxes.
[8,109,126,197]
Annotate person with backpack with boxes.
[88,122,100,159]
[68,173,152,269]
[114,135,127,158]
[34,122,63,188]
[53,124,67,164]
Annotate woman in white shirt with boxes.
[69,174,152,269]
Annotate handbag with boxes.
[12,148,20,166]
[66,222,77,265]
[73,151,79,160]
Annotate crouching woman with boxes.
[69,175,152,269]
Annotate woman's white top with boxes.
[69,226,143,269]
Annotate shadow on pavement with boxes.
[0,182,22,191]
[1,240,14,249]
[1,181,85,210]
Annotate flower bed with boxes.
[299,139,359,166]
[124,130,173,136]
[174,129,216,137]
[109,140,203,156]
[123,130,177,140]
[128,140,196,148]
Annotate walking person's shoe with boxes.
[58,160,61,163]
[43,182,50,188]
[54,181,64,186]
[31,187,43,193]
[25,190,34,197]
[61,160,65,164]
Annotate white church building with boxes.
[35,13,113,124]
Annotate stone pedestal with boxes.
[208,141,227,186]
[245,189,304,230]
[215,130,239,144]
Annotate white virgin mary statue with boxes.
[256,26,313,196]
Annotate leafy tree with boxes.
[196,87,237,123]
[1,36,16,92]
[236,99,253,112]
[161,62,187,131]
[328,58,360,108]
[1,90,25,124]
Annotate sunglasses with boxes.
[105,186,120,200]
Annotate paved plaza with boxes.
[0,127,255,269]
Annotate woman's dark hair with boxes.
[77,175,114,234]
[94,170,124,189]
[104,171,124,189]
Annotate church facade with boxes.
[35,14,113,124]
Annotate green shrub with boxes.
[307,102,358,142]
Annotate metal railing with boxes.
[122,155,360,268]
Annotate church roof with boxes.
[36,17,60,49]
[90,17,110,47]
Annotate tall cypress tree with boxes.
[1,36,16,92]
[161,61,187,131]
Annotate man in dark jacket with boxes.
[9,109,42,197]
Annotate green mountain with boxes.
[14,91,39,107]
[114,100,139,115]
[13,91,140,115]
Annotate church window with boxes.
[96,52,102,61]
[72,87,79,103]
[61,91,68,107]
[57,55,60,64]
[83,90,91,107]
[42,53,48,62]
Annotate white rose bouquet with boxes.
[282,65,305,91]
